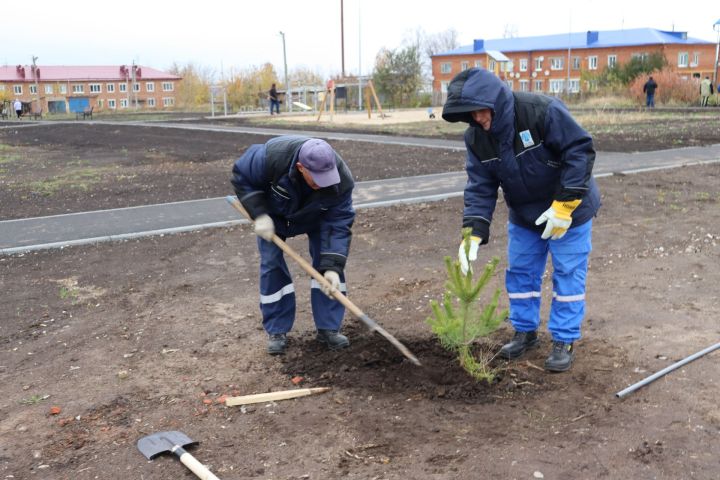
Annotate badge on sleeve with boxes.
[519,130,534,148]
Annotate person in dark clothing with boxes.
[442,68,601,372]
[231,136,355,355]
[643,76,658,108]
[269,83,280,115]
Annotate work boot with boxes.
[316,329,350,351]
[267,333,288,355]
[498,330,539,360]
[544,341,575,372]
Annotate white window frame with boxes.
[59,84,67,94]
[690,52,699,67]
[147,97,156,107]
[162,82,174,92]
[588,56,598,70]
[549,79,565,94]
[519,58,528,72]
[107,83,115,93]
[568,79,580,93]
[133,83,141,92]
[678,52,689,68]
[146,82,155,92]
[461,61,469,71]
[440,81,449,93]
[89,83,101,93]
[29,85,37,94]
[108,99,116,109]
[474,60,483,69]
[14,85,23,94]
[608,55,617,68]
[441,62,451,74]
[572,57,581,70]
[534,58,543,71]
[45,84,53,94]
[519,80,529,92]
[489,59,496,71]
[72,84,84,94]
[119,83,128,93]
[534,79,543,92]
[120,98,128,108]
[162,97,175,107]
[550,57,564,70]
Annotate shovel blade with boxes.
[137,430,198,460]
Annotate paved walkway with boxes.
[2,123,719,254]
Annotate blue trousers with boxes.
[506,221,592,343]
[257,231,346,334]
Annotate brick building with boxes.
[0,65,182,114]
[431,28,715,99]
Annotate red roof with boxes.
[0,65,181,82]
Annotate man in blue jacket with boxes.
[231,136,355,355]
[442,68,601,372]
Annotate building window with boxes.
[474,60,483,69]
[519,80,529,92]
[72,84,84,94]
[534,58,543,71]
[534,79,543,92]
[59,84,67,94]
[29,85,37,94]
[588,56,598,70]
[107,83,115,93]
[519,58,528,71]
[133,83,141,92]
[440,81,449,93]
[120,99,128,108]
[89,83,101,93]
[489,59,496,71]
[678,52,689,68]
[568,79,580,93]
[608,55,617,68]
[550,57,564,70]
[549,79,565,94]
[572,57,581,70]
[147,98,156,107]
[45,85,53,94]
[441,62,451,74]
[97,99,104,108]
[163,97,175,107]
[162,82,174,92]
[691,53,699,67]
[108,99,116,109]
[119,83,127,92]
[146,82,155,92]
[461,61,469,71]
[14,85,23,94]
[632,52,648,62]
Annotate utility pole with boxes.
[31,55,41,113]
[714,19,720,99]
[340,0,345,78]
[279,31,291,112]
[131,61,138,109]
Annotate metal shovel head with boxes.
[137,430,198,460]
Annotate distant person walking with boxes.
[13,99,22,119]
[700,76,714,107]
[269,83,280,115]
[642,76,658,108]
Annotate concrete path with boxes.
[2,123,719,254]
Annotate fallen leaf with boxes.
[291,376,304,385]
[49,406,62,415]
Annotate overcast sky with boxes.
[4,0,718,80]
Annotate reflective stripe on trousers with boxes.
[257,230,346,334]
[506,220,592,343]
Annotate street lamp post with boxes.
[714,19,720,102]
[279,31,291,113]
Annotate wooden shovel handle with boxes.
[173,446,220,480]
[225,196,420,366]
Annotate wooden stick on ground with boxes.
[225,387,331,407]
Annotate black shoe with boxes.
[316,330,350,350]
[499,330,539,360]
[544,341,575,372]
[267,333,288,355]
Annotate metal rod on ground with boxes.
[225,196,421,366]
[615,341,720,399]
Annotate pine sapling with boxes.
[426,229,508,382]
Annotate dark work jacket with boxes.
[231,135,355,273]
[643,80,658,95]
[442,68,600,243]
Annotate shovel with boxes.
[225,196,421,366]
[137,430,220,480]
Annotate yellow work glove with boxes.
[458,236,482,275]
[535,199,582,240]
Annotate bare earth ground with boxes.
[1,122,719,479]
